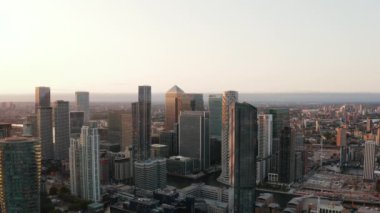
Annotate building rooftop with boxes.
[167,85,185,94]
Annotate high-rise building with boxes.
[0,123,11,139]
[278,127,293,183]
[35,86,50,112]
[121,113,133,152]
[0,137,42,213]
[37,107,54,160]
[367,117,373,133]
[165,85,185,131]
[363,141,376,181]
[70,111,85,135]
[336,127,347,147]
[178,93,204,112]
[218,91,238,185]
[229,102,257,213]
[179,111,210,170]
[69,122,101,202]
[268,108,290,174]
[75,91,90,122]
[25,115,38,137]
[159,131,178,157]
[133,86,152,161]
[108,110,128,146]
[53,100,70,160]
[134,159,167,191]
[35,86,54,160]
[257,114,273,184]
[208,94,222,140]
[151,144,169,159]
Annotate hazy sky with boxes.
[0,0,379,94]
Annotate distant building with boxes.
[363,141,376,181]
[70,111,85,135]
[268,108,290,175]
[376,128,380,145]
[133,86,152,161]
[229,102,257,212]
[278,127,293,184]
[257,114,273,183]
[69,122,101,202]
[209,94,222,140]
[134,159,167,191]
[37,106,54,160]
[179,111,210,170]
[121,113,133,152]
[218,91,238,186]
[165,85,185,131]
[167,156,201,176]
[178,93,204,112]
[0,137,41,213]
[159,131,178,156]
[336,127,347,147]
[75,91,90,122]
[108,110,128,146]
[53,100,70,160]
[35,86,50,112]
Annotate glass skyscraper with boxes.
[0,137,42,213]
[165,85,185,131]
[54,100,70,160]
[208,94,222,140]
[75,91,90,122]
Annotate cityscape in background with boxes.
[1,85,380,213]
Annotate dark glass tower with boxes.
[0,137,42,213]
[54,100,70,160]
[229,102,257,213]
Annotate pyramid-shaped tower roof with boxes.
[166,85,185,94]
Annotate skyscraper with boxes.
[132,86,152,161]
[165,85,185,131]
[257,114,273,184]
[278,127,293,183]
[229,102,257,213]
[134,159,167,191]
[37,107,54,160]
[0,137,42,213]
[70,111,85,135]
[35,86,54,160]
[108,110,128,145]
[69,122,101,202]
[218,91,238,186]
[336,127,347,147]
[209,94,222,140]
[179,111,210,170]
[121,113,133,152]
[53,100,70,160]
[178,93,204,112]
[363,141,376,181]
[268,108,290,174]
[75,91,90,122]
[35,86,50,112]
[159,131,178,157]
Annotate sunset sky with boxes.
[0,0,379,94]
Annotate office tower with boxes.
[294,131,305,182]
[178,93,204,112]
[35,86,54,160]
[159,131,178,156]
[108,110,128,145]
[37,107,54,160]
[0,123,11,139]
[165,85,185,131]
[69,122,101,202]
[209,94,222,140]
[70,111,85,135]
[229,102,257,213]
[134,159,167,191]
[278,127,293,183]
[121,113,133,153]
[75,91,90,122]
[151,144,169,158]
[0,137,42,213]
[35,86,50,112]
[268,108,290,174]
[179,111,210,170]
[133,86,152,161]
[257,114,273,184]
[363,141,376,180]
[210,137,221,165]
[218,91,238,185]
[26,115,38,137]
[53,100,70,160]
[336,127,347,147]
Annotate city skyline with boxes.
[1,0,379,94]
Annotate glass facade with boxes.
[0,138,41,213]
